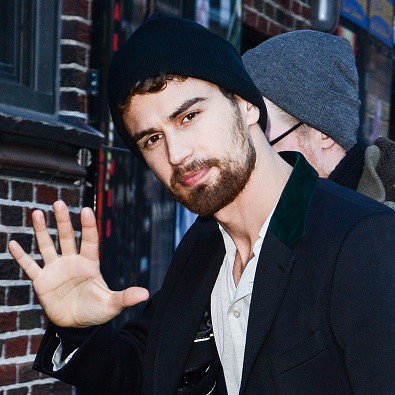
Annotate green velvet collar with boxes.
[269,152,318,248]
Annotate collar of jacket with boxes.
[270,151,318,248]
[328,141,366,190]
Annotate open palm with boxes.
[8,200,149,328]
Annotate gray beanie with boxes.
[242,30,360,151]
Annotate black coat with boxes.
[34,153,395,394]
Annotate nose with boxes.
[166,132,193,166]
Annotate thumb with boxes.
[110,286,150,311]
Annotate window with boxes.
[0,0,59,114]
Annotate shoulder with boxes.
[304,178,394,249]
[314,177,393,218]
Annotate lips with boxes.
[179,168,210,188]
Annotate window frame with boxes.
[0,0,59,114]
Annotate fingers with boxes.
[32,209,58,264]
[33,201,99,262]
[110,287,150,311]
[79,207,100,261]
[53,200,77,256]
[8,240,41,281]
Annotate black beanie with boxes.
[108,13,267,160]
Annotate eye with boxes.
[144,134,163,148]
[182,111,199,124]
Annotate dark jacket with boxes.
[329,137,395,209]
[34,153,395,394]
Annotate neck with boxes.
[215,140,292,281]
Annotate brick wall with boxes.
[0,177,83,394]
[60,0,93,123]
[243,0,311,37]
[0,0,94,393]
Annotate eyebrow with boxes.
[132,96,207,143]
[168,96,207,121]
[132,127,158,143]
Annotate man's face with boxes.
[264,97,331,177]
[264,98,305,152]
[122,78,257,216]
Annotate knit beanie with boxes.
[242,30,360,151]
[108,14,267,159]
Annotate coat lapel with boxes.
[152,219,225,395]
[240,230,295,394]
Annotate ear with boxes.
[321,133,336,149]
[245,101,260,126]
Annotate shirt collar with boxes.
[218,151,318,252]
[219,208,275,301]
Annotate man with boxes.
[9,14,395,395]
[243,30,395,209]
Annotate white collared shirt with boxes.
[211,210,274,395]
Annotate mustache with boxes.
[171,159,220,184]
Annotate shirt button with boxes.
[233,310,240,318]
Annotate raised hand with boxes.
[8,200,149,328]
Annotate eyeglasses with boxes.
[269,121,304,146]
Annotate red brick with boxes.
[274,8,292,27]
[62,20,91,43]
[19,310,42,330]
[17,362,40,383]
[243,9,257,27]
[276,0,290,8]
[61,68,87,90]
[264,2,275,19]
[0,312,17,333]
[0,259,21,280]
[5,336,28,358]
[8,387,29,395]
[0,232,7,252]
[252,0,265,11]
[1,205,23,226]
[62,44,87,65]
[60,188,81,207]
[52,381,75,394]
[0,179,9,198]
[256,15,269,34]
[300,3,310,19]
[30,334,43,354]
[0,286,5,304]
[62,0,89,18]
[8,285,31,306]
[291,0,301,14]
[36,185,58,205]
[12,181,33,202]
[269,22,282,36]
[0,364,16,386]
[60,91,88,113]
[31,383,53,395]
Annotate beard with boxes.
[168,107,257,216]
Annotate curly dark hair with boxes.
[120,73,237,116]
